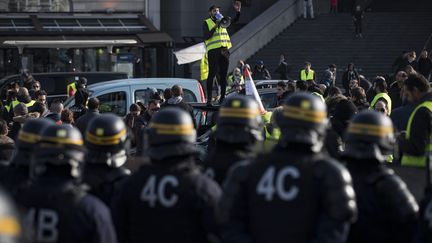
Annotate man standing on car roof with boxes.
[203,2,241,105]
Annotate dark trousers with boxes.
[354,20,362,34]
[207,47,229,103]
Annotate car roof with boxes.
[258,88,277,94]
[88,78,199,90]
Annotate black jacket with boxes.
[204,141,255,185]
[345,161,418,243]
[218,145,357,243]
[16,179,117,243]
[112,157,221,243]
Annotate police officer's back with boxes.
[342,110,418,243]
[1,118,53,198]
[112,107,221,243]
[218,92,357,243]
[204,96,262,185]
[16,124,117,243]
[83,113,130,206]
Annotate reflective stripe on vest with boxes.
[67,82,77,97]
[300,69,314,81]
[370,92,392,115]
[204,18,232,52]
[401,101,432,167]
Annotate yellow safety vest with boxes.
[300,69,315,81]
[370,92,392,115]
[67,82,77,97]
[25,100,35,107]
[401,101,432,167]
[204,18,232,52]
[312,92,325,102]
[200,52,209,81]
[4,100,20,112]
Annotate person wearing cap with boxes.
[299,61,316,82]
[203,2,241,105]
[253,60,272,80]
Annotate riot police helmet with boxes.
[343,110,395,162]
[32,124,85,179]
[146,107,198,160]
[215,95,263,143]
[276,92,327,151]
[10,118,54,167]
[85,113,128,167]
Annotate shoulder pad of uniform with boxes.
[374,169,419,221]
[313,157,357,222]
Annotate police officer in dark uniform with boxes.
[204,95,263,185]
[83,113,131,206]
[342,110,418,243]
[16,124,117,243]
[1,118,53,198]
[218,92,357,243]
[112,107,221,243]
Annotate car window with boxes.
[182,89,197,102]
[97,91,127,116]
[260,92,277,109]
[193,108,218,137]
[135,88,197,104]
[135,89,164,106]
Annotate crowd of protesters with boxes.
[0,48,431,242]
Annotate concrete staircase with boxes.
[247,3,432,86]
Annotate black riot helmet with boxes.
[0,188,21,242]
[146,107,198,160]
[32,124,85,179]
[276,92,327,151]
[10,118,54,167]
[216,95,263,143]
[343,110,395,162]
[85,113,128,167]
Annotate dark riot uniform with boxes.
[112,107,222,243]
[218,92,357,243]
[342,110,418,243]
[204,96,263,185]
[1,118,53,199]
[16,124,117,243]
[83,113,131,206]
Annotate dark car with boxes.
[0,72,128,103]
[258,88,279,110]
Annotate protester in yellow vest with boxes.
[299,61,316,81]
[399,73,432,167]
[67,82,77,97]
[369,76,392,115]
[203,3,241,105]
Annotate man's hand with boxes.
[233,1,241,12]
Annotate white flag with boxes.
[244,68,266,114]
[173,42,206,65]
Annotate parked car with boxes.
[64,78,206,117]
[258,88,279,110]
[0,72,128,103]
